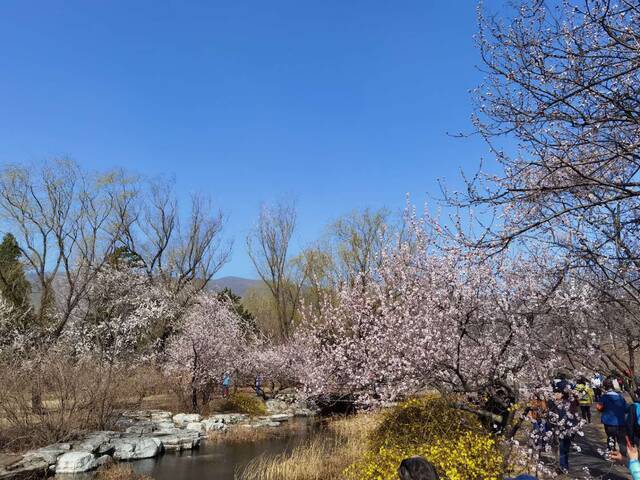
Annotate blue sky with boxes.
[0,1,500,278]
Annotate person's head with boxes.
[577,377,587,385]
[603,378,614,391]
[398,457,439,480]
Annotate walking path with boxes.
[566,415,629,479]
[535,408,631,479]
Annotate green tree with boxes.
[0,233,31,315]
[217,287,257,335]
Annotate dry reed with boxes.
[237,413,379,480]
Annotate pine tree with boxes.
[217,287,257,334]
[0,233,32,314]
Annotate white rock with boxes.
[26,445,69,466]
[266,399,289,413]
[55,451,96,473]
[112,437,161,460]
[172,413,202,426]
[248,420,282,428]
[125,423,155,434]
[150,411,173,422]
[156,431,200,451]
[156,421,175,430]
[76,433,111,454]
[185,421,204,432]
[267,414,292,422]
[207,413,248,424]
[202,419,227,432]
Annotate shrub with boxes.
[370,396,484,449]
[0,349,157,450]
[345,396,505,480]
[213,393,267,416]
[345,430,504,480]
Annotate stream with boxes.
[129,418,319,480]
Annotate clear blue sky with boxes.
[0,0,500,278]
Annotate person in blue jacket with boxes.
[598,377,628,454]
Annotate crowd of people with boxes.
[527,372,640,478]
[398,373,640,479]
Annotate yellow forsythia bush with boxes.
[344,396,505,480]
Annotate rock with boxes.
[155,421,175,430]
[246,420,282,428]
[185,422,204,432]
[55,451,96,473]
[202,418,227,432]
[155,431,201,452]
[266,414,291,422]
[172,413,201,426]
[126,423,156,435]
[2,455,49,477]
[112,437,162,460]
[94,455,113,468]
[266,399,289,413]
[76,432,113,454]
[27,444,70,465]
[150,411,173,422]
[207,413,248,424]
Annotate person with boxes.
[575,377,595,423]
[598,377,628,454]
[398,457,439,480]
[592,373,604,402]
[549,385,579,474]
[612,375,622,391]
[609,437,640,479]
[551,372,569,393]
[222,372,231,398]
[254,374,265,398]
[626,387,640,446]
[528,390,550,453]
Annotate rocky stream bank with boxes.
[0,395,316,479]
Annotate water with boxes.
[130,419,318,480]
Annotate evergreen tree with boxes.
[217,287,257,334]
[0,233,31,314]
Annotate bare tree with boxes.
[122,181,231,296]
[0,160,136,337]
[247,202,305,339]
[0,163,231,342]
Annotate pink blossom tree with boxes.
[164,293,252,411]
[296,214,597,434]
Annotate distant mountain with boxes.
[26,273,260,303]
[209,276,260,297]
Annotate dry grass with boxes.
[238,414,380,480]
[95,463,153,480]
